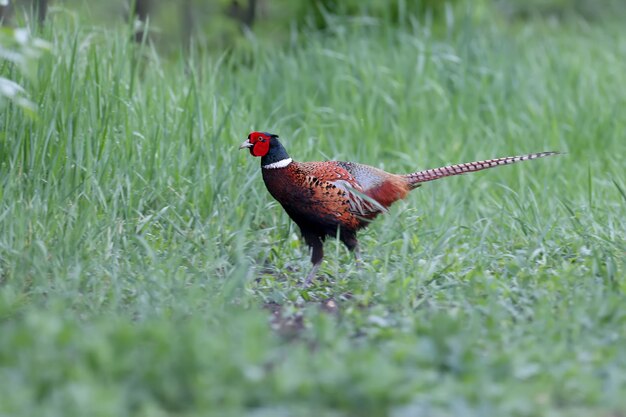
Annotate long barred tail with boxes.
[404,151,560,188]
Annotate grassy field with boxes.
[1,6,625,417]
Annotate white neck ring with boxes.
[262,158,292,169]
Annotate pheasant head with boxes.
[239,131,292,168]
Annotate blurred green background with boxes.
[3,0,626,55]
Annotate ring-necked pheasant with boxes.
[240,131,558,284]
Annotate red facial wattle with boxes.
[247,132,271,157]
[251,139,270,157]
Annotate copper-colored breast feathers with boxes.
[262,162,359,231]
[262,161,412,233]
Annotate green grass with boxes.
[1,8,625,417]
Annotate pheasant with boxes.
[240,131,558,284]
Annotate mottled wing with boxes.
[332,180,388,217]
[295,175,362,230]
[299,162,388,217]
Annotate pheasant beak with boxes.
[239,139,253,150]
